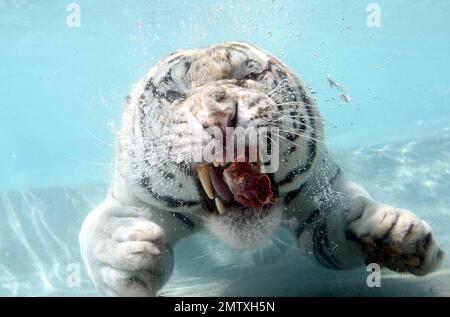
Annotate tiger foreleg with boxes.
[343,185,444,275]
[294,175,444,275]
[79,196,194,296]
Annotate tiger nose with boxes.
[200,92,237,132]
[201,109,237,132]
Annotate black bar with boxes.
[0,297,449,315]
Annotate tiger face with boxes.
[118,42,324,250]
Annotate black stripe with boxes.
[293,114,307,132]
[226,46,249,58]
[170,212,196,231]
[162,68,174,84]
[140,177,200,209]
[295,208,323,240]
[224,49,232,63]
[299,86,313,106]
[144,80,164,100]
[278,103,318,187]
[139,106,146,138]
[278,138,316,186]
[283,182,307,205]
[286,132,299,142]
[184,61,192,75]
[165,54,182,66]
[165,90,185,102]
[229,43,252,51]
[267,173,279,198]
[276,68,288,80]
[168,56,192,79]
[264,62,273,73]
[376,212,400,243]
[244,58,259,69]
[329,167,342,185]
[285,145,297,155]
[144,71,185,103]
[276,71,319,186]
[312,221,341,269]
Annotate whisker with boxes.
[278,129,325,144]
[86,129,113,147]
[272,130,326,146]
[259,117,323,136]
[263,119,323,135]
[70,158,112,166]
[270,235,300,252]
[267,135,281,154]
[269,133,299,147]
[191,241,223,260]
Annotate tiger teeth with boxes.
[257,150,266,173]
[256,151,261,166]
[215,197,227,215]
[197,166,214,199]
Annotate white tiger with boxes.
[79,42,444,296]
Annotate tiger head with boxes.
[118,42,323,250]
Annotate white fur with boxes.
[79,42,444,297]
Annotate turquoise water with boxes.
[1,0,449,296]
[2,0,450,191]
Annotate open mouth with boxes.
[196,155,277,216]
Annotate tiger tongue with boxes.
[223,161,276,209]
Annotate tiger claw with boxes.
[346,197,444,275]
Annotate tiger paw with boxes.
[80,205,174,296]
[345,197,444,275]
